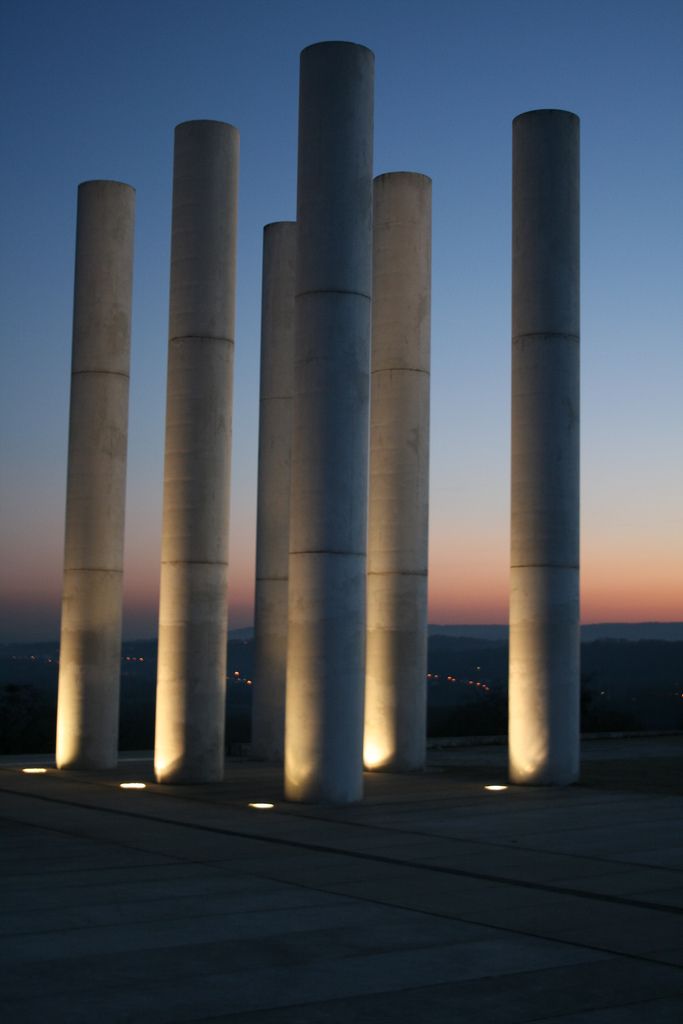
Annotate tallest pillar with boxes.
[509,109,580,785]
[284,42,374,803]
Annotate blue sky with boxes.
[1,0,682,640]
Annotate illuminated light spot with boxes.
[22,767,47,774]
[363,737,395,770]
[484,784,508,792]
[120,782,146,790]
[248,802,274,810]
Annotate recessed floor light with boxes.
[248,802,274,810]
[484,784,508,791]
[22,767,47,774]
[120,782,146,789]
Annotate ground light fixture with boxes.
[248,802,275,810]
[120,782,146,789]
[484,784,508,791]
[22,767,47,774]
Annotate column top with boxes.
[78,180,135,194]
[264,220,296,232]
[374,171,432,186]
[301,40,374,59]
[513,108,579,125]
[175,119,238,134]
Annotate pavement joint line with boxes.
[1,785,681,920]
[3,769,682,876]
[18,764,673,839]
[32,774,679,879]
[2,796,681,979]
[0,929,627,1020]
[248,868,683,977]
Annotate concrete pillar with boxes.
[509,109,580,785]
[56,180,135,770]
[284,42,374,803]
[154,121,239,784]
[251,221,296,761]
[364,172,431,772]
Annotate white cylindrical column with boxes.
[284,42,374,804]
[509,109,580,785]
[251,221,296,761]
[56,180,135,770]
[154,121,239,784]
[364,173,431,772]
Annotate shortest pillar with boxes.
[364,172,431,772]
[251,221,296,760]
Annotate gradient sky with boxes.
[1,0,682,641]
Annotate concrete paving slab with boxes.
[0,884,355,937]
[527,996,683,1022]
[5,935,609,1023]
[3,899,439,966]
[193,961,683,1024]
[1,736,681,1022]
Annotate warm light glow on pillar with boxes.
[154,120,239,784]
[364,171,431,773]
[283,42,374,805]
[362,735,397,771]
[56,180,135,771]
[509,109,580,786]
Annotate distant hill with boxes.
[429,625,508,641]
[429,623,683,642]
[2,627,681,754]
[580,623,683,641]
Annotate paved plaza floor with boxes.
[1,736,681,1022]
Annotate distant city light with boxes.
[484,784,508,792]
[248,802,274,810]
[120,782,146,789]
[22,767,47,774]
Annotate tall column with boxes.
[56,180,135,770]
[154,121,239,784]
[509,109,580,785]
[364,172,431,772]
[251,221,296,761]
[284,42,374,804]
